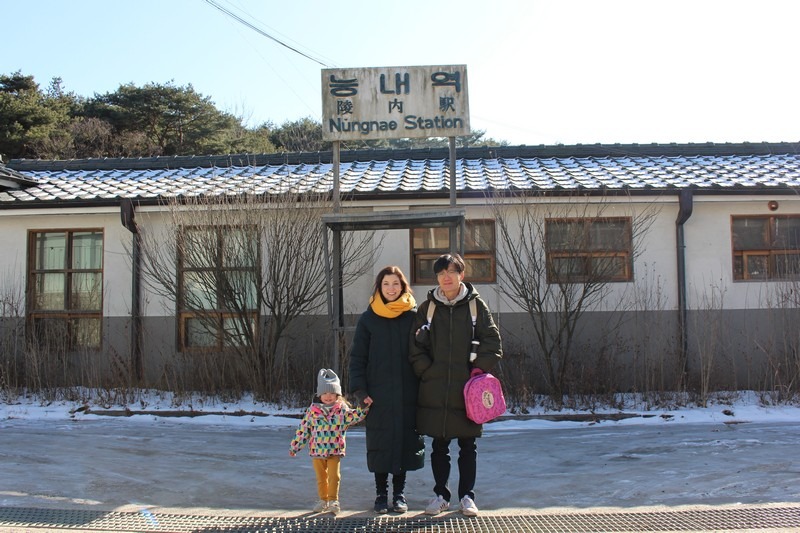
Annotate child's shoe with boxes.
[312,500,328,513]
[328,500,341,515]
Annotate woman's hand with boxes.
[354,390,373,407]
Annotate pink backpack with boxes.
[463,368,506,424]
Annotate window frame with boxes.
[177,225,261,352]
[26,228,104,350]
[545,217,633,283]
[732,214,800,281]
[410,219,496,284]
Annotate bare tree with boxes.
[136,188,378,399]
[755,280,800,401]
[0,273,25,397]
[691,279,729,406]
[628,263,681,401]
[488,192,659,403]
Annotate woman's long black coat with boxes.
[348,307,425,474]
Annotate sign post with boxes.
[321,65,470,372]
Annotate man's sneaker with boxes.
[424,495,449,515]
[373,494,389,514]
[312,500,328,513]
[460,496,479,517]
[392,494,408,513]
[327,500,341,515]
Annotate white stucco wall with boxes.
[0,211,29,305]
[683,195,800,310]
[2,192,797,321]
[0,206,135,317]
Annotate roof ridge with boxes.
[0,163,39,188]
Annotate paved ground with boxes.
[1,416,799,531]
[2,503,800,532]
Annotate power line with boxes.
[203,0,332,68]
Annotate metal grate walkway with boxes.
[1,505,799,532]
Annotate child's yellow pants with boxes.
[312,455,342,501]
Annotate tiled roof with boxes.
[0,164,39,190]
[3,143,800,206]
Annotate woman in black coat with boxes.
[349,266,425,514]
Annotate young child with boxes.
[289,368,368,515]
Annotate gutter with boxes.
[675,189,693,386]
[120,199,143,381]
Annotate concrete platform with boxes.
[2,503,800,532]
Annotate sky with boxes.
[1,392,800,516]
[3,0,799,147]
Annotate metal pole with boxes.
[676,189,693,387]
[331,141,343,372]
[448,136,459,252]
[322,221,333,325]
[120,199,143,382]
[333,141,341,214]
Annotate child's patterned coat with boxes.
[289,401,368,457]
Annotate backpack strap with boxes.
[426,300,436,323]
[469,298,479,362]
[469,298,477,334]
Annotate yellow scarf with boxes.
[370,291,416,318]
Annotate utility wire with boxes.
[203,0,332,67]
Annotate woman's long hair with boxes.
[372,265,412,303]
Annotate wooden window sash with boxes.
[545,218,633,283]
[732,215,800,281]
[410,220,497,284]
[27,230,104,350]
[179,310,259,351]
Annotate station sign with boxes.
[321,65,470,141]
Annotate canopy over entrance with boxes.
[322,208,465,371]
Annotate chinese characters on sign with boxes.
[321,65,470,141]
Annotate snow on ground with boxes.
[2,390,799,429]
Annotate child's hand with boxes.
[289,450,296,457]
[363,396,374,406]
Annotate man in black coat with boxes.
[410,253,502,517]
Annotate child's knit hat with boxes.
[317,368,342,396]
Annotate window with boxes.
[732,215,800,280]
[27,230,104,349]
[545,218,632,283]
[178,226,260,351]
[411,220,496,284]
